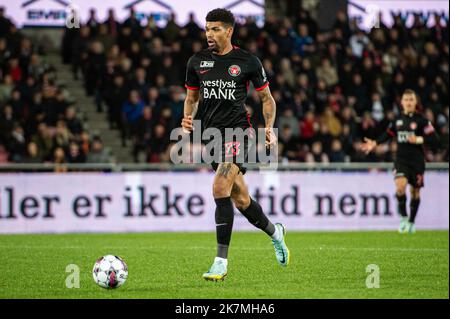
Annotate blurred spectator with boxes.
[293,24,314,57]
[80,131,91,155]
[22,141,41,163]
[7,124,26,162]
[0,10,102,165]
[86,137,109,163]
[30,122,54,161]
[279,124,300,161]
[300,111,318,145]
[0,7,447,165]
[306,141,329,163]
[0,104,14,141]
[0,7,13,38]
[132,106,155,162]
[105,74,127,129]
[278,109,300,137]
[148,123,169,162]
[53,147,68,173]
[122,90,144,146]
[329,139,346,162]
[65,106,83,136]
[86,8,99,37]
[0,74,13,104]
[54,120,73,149]
[316,58,338,87]
[350,30,370,58]
[321,107,342,138]
[67,141,86,163]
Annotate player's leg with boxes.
[406,187,421,234]
[395,176,409,233]
[203,162,240,281]
[231,172,290,267]
[231,172,274,235]
[407,172,424,234]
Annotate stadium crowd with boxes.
[0,7,111,167]
[0,6,449,165]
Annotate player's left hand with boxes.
[407,135,417,144]
[181,115,194,134]
[265,127,277,148]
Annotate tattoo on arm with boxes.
[258,87,276,128]
[184,90,200,118]
[217,163,233,177]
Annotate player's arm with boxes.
[257,86,277,147]
[407,119,439,147]
[361,122,396,155]
[182,56,200,133]
[249,55,276,147]
[182,89,199,133]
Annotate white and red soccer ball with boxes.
[92,255,128,289]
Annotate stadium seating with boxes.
[0,8,448,164]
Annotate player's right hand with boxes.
[181,115,194,134]
[360,137,377,155]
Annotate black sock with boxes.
[239,198,275,236]
[215,197,234,259]
[396,194,407,218]
[409,199,421,223]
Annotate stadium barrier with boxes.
[0,162,449,172]
[0,163,448,233]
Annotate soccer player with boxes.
[361,89,438,234]
[181,8,290,281]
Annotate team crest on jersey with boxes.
[200,61,214,68]
[228,65,241,77]
[410,122,417,130]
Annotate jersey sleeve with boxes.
[248,55,269,91]
[185,56,199,90]
[376,120,396,144]
[386,120,397,137]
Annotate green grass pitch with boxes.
[0,231,448,299]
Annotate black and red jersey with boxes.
[185,47,269,132]
[377,112,437,166]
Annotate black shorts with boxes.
[394,161,425,188]
[209,128,256,175]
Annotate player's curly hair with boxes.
[206,8,235,28]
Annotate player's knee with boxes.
[395,182,407,195]
[411,188,421,200]
[232,194,250,211]
[213,179,233,198]
[396,187,406,196]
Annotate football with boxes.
[92,255,128,289]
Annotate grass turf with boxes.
[0,231,447,299]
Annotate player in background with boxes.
[182,8,290,281]
[361,89,439,234]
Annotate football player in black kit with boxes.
[181,8,290,281]
[361,89,439,234]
